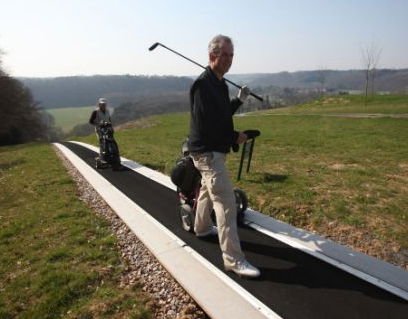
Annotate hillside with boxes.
[20,69,408,110]
[112,92,189,124]
[264,95,408,115]
[229,68,408,92]
[20,75,193,108]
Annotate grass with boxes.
[264,95,408,114]
[46,106,95,133]
[0,143,152,318]
[76,95,408,252]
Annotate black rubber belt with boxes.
[62,142,408,319]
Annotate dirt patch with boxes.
[115,119,157,131]
[329,163,360,170]
[321,97,351,105]
[398,162,408,170]
[305,219,407,270]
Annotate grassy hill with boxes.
[265,95,408,115]
[47,106,95,133]
[0,143,151,318]
[76,95,408,267]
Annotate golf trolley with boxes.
[95,121,121,170]
[171,130,260,232]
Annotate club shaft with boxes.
[158,43,206,69]
[153,43,263,102]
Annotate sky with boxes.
[0,0,407,77]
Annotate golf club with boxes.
[149,42,263,102]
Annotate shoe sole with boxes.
[224,267,260,278]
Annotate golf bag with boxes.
[95,121,121,169]
[171,139,248,232]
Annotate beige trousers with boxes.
[191,152,245,267]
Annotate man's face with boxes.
[210,42,234,76]
[99,103,106,111]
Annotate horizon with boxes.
[16,66,408,80]
[1,0,407,78]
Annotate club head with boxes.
[148,42,160,51]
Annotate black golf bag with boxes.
[95,121,121,169]
[171,139,248,232]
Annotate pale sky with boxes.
[0,0,407,77]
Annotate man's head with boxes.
[98,98,107,111]
[208,35,234,79]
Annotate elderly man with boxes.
[188,35,260,278]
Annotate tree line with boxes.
[0,51,61,146]
[20,75,194,108]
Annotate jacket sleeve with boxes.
[192,84,209,140]
[89,110,97,125]
[230,97,243,115]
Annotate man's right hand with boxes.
[236,131,248,144]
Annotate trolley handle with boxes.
[232,129,261,152]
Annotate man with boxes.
[89,97,112,155]
[188,35,260,278]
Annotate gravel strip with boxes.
[54,147,208,319]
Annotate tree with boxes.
[317,67,327,96]
[361,43,382,102]
[0,49,55,145]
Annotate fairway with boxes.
[47,106,95,133]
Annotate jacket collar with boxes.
[205,66,226,87]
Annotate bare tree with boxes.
[361,43,382,102]
[317,66,327,96]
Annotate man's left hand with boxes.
[238,86,251,102]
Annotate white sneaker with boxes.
[225,260,260,278]
[195,226,218,238]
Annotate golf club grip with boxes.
[225,79,263,102]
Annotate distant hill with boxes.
[112,92,189,125]
[20,69,408,110]
[68,92,189,137]
[19,75,193,109]
[228,68,408,92]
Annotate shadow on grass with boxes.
[248,173,288,184]
[0,159,26,171]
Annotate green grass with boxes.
[47,106,95,133]
[0,143,152,318]
[75,96,408,250]
[265,95,408,114]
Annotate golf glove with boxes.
[238,86,251,102]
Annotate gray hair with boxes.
[208,34,234,55]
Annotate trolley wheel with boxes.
[179,204,195,232]
[233,187,248,226]
[95,157,101,169]
[210,188,248,226]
